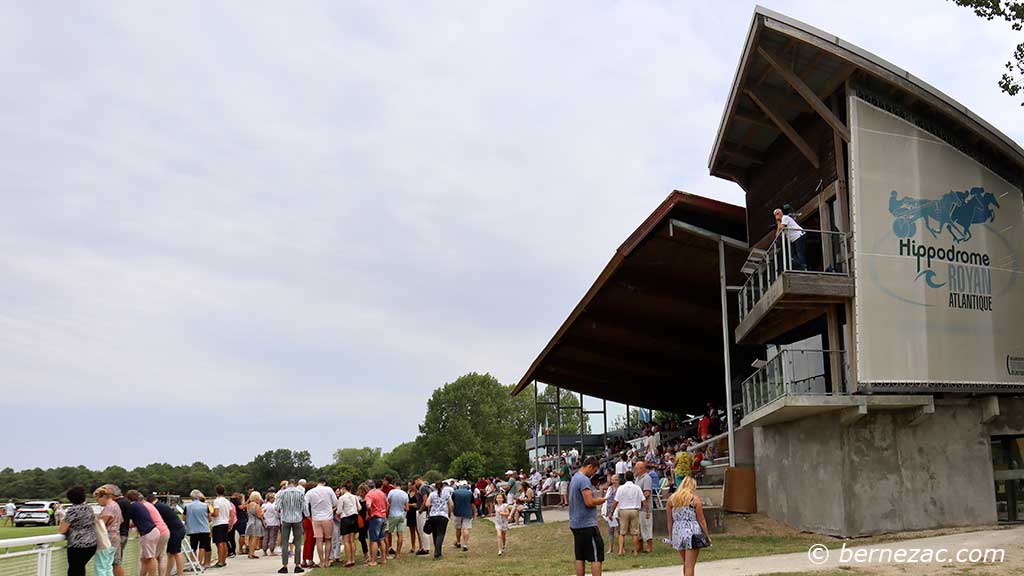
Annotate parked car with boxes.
[14,501,59,527]
[151,494,184,514]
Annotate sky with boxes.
[1,1,1021,471]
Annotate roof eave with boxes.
[709,6,1024,178]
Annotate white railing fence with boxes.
[0,535,140,576]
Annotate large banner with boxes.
[849,96,1024,387]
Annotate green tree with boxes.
[422,469,444,484]
[448,451,486,481]
[417,372,531,475]
[383,441,428,481]
[248,449,316,491]
[950,0,1024,104]
[325,447,393,485]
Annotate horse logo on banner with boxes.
[888,187,1001,243]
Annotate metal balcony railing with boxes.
[737,228,850,321]
[741,349,849,415]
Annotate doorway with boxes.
[991,435,1024,522]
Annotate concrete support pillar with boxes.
[980,396,1000,424]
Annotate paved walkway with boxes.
[610,526,1023,576]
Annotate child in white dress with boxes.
[494,493,511,556]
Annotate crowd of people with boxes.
[47,413,724,576]
[50,471,562,576]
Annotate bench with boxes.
[522,494,544,524]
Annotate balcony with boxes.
[735,228,854,344]
[741,348,934,427]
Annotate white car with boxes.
[14,501,59,527]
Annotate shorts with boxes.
[452,516,472,530]
[312,519,333,539]
[618,509,640,536]
[212,524,230,544]
[640,511,653,541]
[340,515,359,536]
[386,516,405,535]
[167,531,185,555]
[367,517,386,542]
[139,528,161,559]
[189,533,212,552]
[156,533,170,559]
[559,481,568,496]
[571,526,604,563]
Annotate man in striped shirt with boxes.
[276,480,307,574]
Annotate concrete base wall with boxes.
[754,399,1022,537]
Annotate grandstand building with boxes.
[514,7,1024,537]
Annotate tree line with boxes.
[1,373,589,500]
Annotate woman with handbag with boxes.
[666,476,710,576]
[424,481,453,560]
[355,484,369,561]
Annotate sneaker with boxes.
[293,567,304,574]
[453,543,461,549]
[277,568,288,574]
[462,546,468,552]
[415,550,429,556]
[498,549,503,556]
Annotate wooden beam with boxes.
[830,94,850,234]
[716,163,749,189]
[751,84,813,114]
[731,40,800,156]
[734,110,774,129]
[757,46,850,142]
[745,88,819,169]
[818,62,855,101]
[720,143,765,165]
[762,16,1024,166]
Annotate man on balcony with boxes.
[774,207,807,270]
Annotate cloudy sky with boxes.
[1,1,1020,471]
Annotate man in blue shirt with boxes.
[451,482,475,552]
[568,456,606,576]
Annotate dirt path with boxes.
[609,525,1023,576]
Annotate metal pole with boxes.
[579,392,585,457]
[533,380,539,471]
[556,387,562,459]
[719,238,736,468]
[603,399,608,452]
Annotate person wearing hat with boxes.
[451,481,475,552]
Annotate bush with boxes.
[448,451,486,481]
[422,469,445,484]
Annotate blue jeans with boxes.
[789,236,807,270]
[368,517,386,543]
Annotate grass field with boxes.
[317,517,911,576]
[0,525,59,541]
